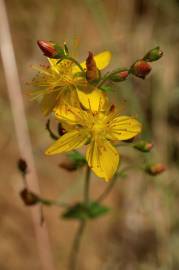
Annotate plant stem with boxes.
[84,165,91,205]
[97,67,129,88]
[69,165,91,270]
[96,167,130,202]
[69,220,86,270]
[66,56,85,74]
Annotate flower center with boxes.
[90,113,106,136]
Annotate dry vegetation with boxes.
[0,0,179,269]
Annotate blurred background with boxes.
[0,0,179,269]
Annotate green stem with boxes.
[65,56,85,74]
[68,221,86,270]
[97,67,129,88]
[84,165,91,205]
[68,165,91,270]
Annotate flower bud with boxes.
[145,163,166,176]
[20,188,40,206]
[86,51,99,81]
[131,60,151,79]
[58,123,66,136]
[37,40,57,58]
[59,160,77,171]
[134,140,153,152]
[143,46,163,62]
[110,70,129,82]
[17,158,28,175]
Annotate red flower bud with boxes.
[58,123,66,136]
[134,141,153,152]
[109,104,115,112]
[37,40,57,58]
[131,60,151,79]
[146,163,166,176]
[110,70,129,82]
[119,70,129,80]
[86,51,99,81]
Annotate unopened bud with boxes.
[131,60,151,79]
[17,158,28,175]
[110,70,129,82]
[86,51,99,81]
[58,123,66,136]
[134,141,153,152]
[20,188,40,206]
[109,104,115,112]
[59,161,77,171]
[143,46,163,62]
[37,40,57,58]
[146,163,166,176]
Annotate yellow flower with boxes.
[45,100,142,181]
[29,51,111,115]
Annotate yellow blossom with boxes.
[29,51,111,115]
[45,100,142,181]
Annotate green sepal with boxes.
[143,46,163,62]
[64,43,69,55]
[100,85,112,92]
[62,201,110,220]
[53,44,65,58]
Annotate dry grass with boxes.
[0,0,179,269]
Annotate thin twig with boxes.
[0,1,55,270]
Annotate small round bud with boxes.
[134,141,153,152]
[17,158,28,175]
[110,70,129,82]
[131,60,151,79]
[20,188,40,206]
[143,47,163,62]
[37,40,57,58]
[145,163,166,176]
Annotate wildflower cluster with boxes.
[28,40,164,182]
[24,40,165,270]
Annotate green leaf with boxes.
[62,201,110,220]
[88,202,110,218]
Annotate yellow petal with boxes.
[108,116,142,141]
[77,88,108,112]
[54,89,81,124]
[40,92,59,115]
[86,138,119,181]
[93,51,112,70]
[72,51,111,73]
[48,58,59,74]
[45,129,88,155]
